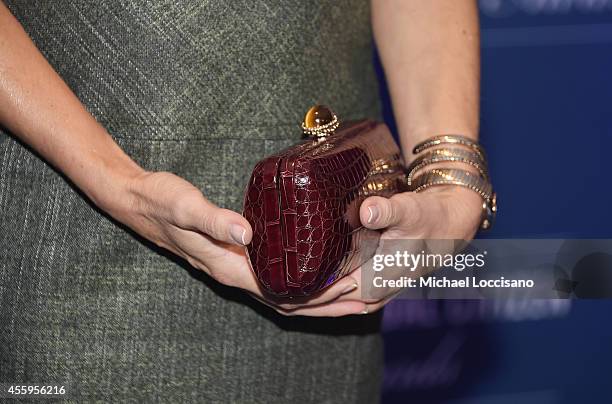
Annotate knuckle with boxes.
[392,193,424,229]
[201,211,223,236]
[205,208,237,238]
[391,192,416,211]
[379,200,397,225]
[172,190,204,225]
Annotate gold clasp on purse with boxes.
[301,105,340,139]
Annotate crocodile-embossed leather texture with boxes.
[243,120,407,297]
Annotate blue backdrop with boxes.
[381,1,612,403]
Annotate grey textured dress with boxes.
[0,1,383,402]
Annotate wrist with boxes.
[82,152,148,220]
[405,133,495,232]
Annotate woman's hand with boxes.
[108,171,369,317]
[332,185,484,313]
[355,0,484,314]
[107,171,483,317]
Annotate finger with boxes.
[249,291,365,317]
[202,206,253,246]
[363,298,391,315]
[175,193,253,246]
[173,229,256,287]
[362,303,383,315]
[321,268,385,304]
[336,265,404,303]
[361,287,404,314]
[337,287,387,305]
[281,300,367,317]
[360,193,424,232]
[273,276,360,310]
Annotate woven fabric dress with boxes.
[0,1,384,402]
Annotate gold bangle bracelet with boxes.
[409,168,496,230]
[406,148,488,186]
[410,135,496,230]
[413,134,486,161]
[410,168,493,200]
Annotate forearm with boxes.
[0,4,143,213]
[371,0,480,158]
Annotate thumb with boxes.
[176,194,253,246]
[201,205,253,246]
[360,193,423,231]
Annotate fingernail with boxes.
[230,225,247,245]
[360,308,369,315]
[367,206,379,224]
[342,282,358,294]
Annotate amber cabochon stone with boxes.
[303,105,334,129]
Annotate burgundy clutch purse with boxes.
[243,106,408,297]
